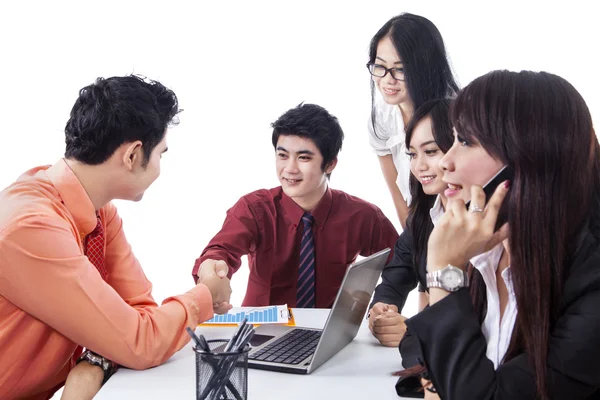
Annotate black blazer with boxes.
[370,228,425,311]
[399,228,600,399]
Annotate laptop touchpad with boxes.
[250,334,275,347]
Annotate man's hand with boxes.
[197,259,233,314]
[60,362,104,400]
[368,302,407,347]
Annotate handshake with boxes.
[195,259,234,314]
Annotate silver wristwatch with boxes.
[426,265,468,292]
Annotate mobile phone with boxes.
[465,165,513,230]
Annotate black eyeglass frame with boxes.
[366,63,405,81]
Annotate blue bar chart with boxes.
[204,305,287,324]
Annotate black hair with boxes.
[271,103,344,179]
[65,75,180,167]
[404,99,454,281]
[368,13,459,139]
[451,70,600,399]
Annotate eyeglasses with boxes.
[366,63,405,81]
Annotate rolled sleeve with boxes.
[0,214,212,371]
[192,198,259,281]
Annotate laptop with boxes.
[247,247,391,374]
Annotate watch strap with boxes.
[426,265,469,292]
[76,350,118,385]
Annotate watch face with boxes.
[440,268,463,291]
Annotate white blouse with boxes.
[470,246,518,369]
[430,196,518,369]
[367,95,412,205]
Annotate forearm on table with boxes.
[60,362,104,400]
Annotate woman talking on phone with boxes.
[400,70,600,399]
[366,13,458,228]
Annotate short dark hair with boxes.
[368,13,459,139]
[271,103,344,179]
[64,75,181,166]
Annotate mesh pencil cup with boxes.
[194,339,250,400]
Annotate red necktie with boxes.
[85,214,108,280]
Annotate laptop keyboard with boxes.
[249,328,322,365]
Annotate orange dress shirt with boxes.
[0,160,213,400]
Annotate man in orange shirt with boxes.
[0,75,231,400]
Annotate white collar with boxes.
[429,195,445,225]
[470,244,505,274]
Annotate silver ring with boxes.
[468,203,484,213]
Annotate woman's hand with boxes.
[421,378,441,400]
[427,181,510,273]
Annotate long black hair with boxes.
[451,70,600,399]
[404,99,454,279]
[368,13,459,139]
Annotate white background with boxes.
[0,1,598,325]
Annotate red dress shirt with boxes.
[193,187,398,308]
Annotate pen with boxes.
[233,325,254,351]
[230,324,249,351]
[224,318,248,353]
[186,327,206,351]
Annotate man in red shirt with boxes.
[193,103,399,308]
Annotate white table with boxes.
[97,309,410,399]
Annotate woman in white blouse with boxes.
[367,13,459,228]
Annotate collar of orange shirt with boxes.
[45,159,99,236]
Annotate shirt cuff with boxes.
[164,284,214,326]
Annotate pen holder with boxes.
[194,339,250,400]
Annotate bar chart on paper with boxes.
[203,304,290,325]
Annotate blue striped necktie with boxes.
[296,213,316,308]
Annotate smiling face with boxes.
[275,135,336,210]
[439,130,505,204]
[371,36,412,107]
[407,116,447,196]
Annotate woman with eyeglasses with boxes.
[399,70,600,399]
[367,13,458,230]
